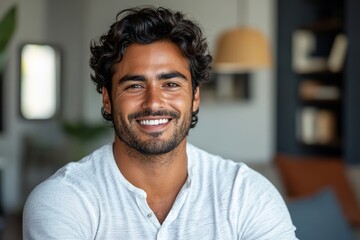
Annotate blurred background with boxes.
[0,0,359,239]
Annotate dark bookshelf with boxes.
[276,0,360,164]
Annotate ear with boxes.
[102,87,112,114]
[192,86,200,112]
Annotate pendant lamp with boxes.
[213,1,272,73]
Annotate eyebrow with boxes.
[119,71,188,84]
[119,75,146,83]
[157,71,188,81]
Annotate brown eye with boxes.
[126,84,143,90]
[165,82,180,88]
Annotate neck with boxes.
[113,137,188,195]
[113,138,188,223]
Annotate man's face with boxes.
[102,41,200,155]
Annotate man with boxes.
[23,7,297,239]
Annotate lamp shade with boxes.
[213,27,272,73]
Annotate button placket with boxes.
[163,177,191,226]
[135,194,160,228]
[156,227,168,240]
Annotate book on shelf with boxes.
[292,30,348,73]
[299,80,341,101]
[328,34,348,73]
[292,30,328,73]
[297,107,337,145]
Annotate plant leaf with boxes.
[62,122,110,142]
[0,5,17,53]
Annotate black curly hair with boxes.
[90,6,212,128]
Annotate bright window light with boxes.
[20,44,60,120]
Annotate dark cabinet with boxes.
[276,0,360,164]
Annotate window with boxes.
[19,44,61,120]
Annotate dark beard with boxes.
[113,109,192,155]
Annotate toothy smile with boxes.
[139,119,169,126]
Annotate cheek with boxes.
[113,96,147,122]
[112,95,132,115]
[170,95,194,114]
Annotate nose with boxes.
[141,85,164,110]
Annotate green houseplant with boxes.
[0,5,16,132]
[61,121,111,159]
[0,5,17,72]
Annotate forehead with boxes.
[124,41,185,58]
[117,41,190,72]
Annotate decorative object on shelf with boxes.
[201,73,250,102]
[297,107,338,146]
[292,30,328,73]
[299,80,341,101]
[328,34,348,73]
[292,30,348,74]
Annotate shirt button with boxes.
[147,213,152,218]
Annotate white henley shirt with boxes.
[23,143,297,239]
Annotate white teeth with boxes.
[139,119,169,126]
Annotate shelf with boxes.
[299,18,343,33]
[299,100,342,108]
[299,141,342,156]
[275,0,360,163]
[297,71,343,80]
[300,138,342,148]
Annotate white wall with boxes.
[0,0,276,212]
[193,0,276,161]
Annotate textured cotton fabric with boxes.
[23,143,297,239]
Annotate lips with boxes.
[139,119,169,126]
[130,110,178,129]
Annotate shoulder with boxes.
[187,143,241,170]
[23,174,95,239]
[50,144,113,187]
[25,143,113,207]
[23,144,113,239]
[187,143,276,186]
[235,168,297,239]
[186,143,269,202]
[187,143,251,183]
[186,143,296,239]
